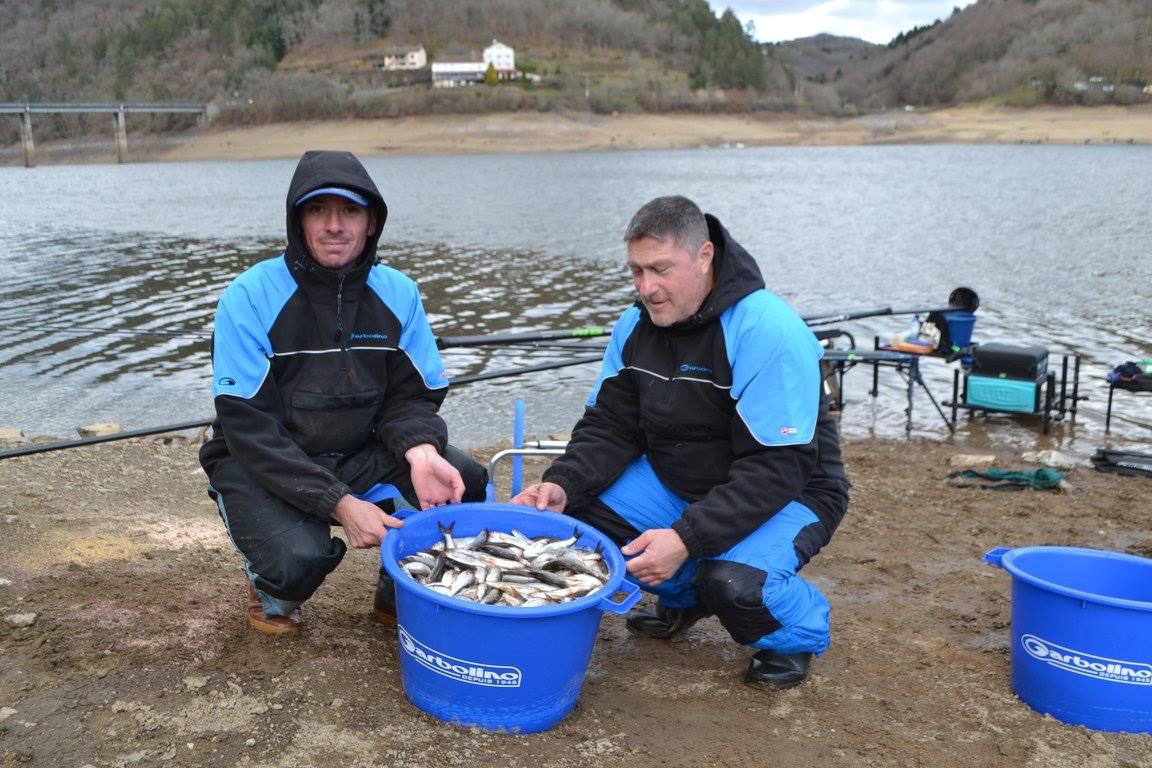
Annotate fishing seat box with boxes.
[966,344,1050,413]
[970,343,1049,380]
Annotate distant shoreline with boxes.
[5,104,1151,166]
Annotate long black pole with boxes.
[802,286,979,328]
[0,355,604,460]
[437,327,610,349]
[802,306,893,327]
[803,304,965,327]
[0,419,212,460]
[447,354,603,385]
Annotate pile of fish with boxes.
[397,522,612,607]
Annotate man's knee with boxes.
[695,559,781,645]
[696,558,831,652]
[443,445,488,502]
[251,528,347,602]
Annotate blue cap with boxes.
[295,186,369,207]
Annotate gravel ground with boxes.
[1,435,1150,768]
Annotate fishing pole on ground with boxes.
[0,354,605,461]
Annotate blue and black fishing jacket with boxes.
[543,215,850,558]
[198,150,449,520]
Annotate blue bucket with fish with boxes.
[380,502,641,733]
[984,546,1152,733]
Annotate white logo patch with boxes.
[399,626,522,687]
[1021,634,1152,685]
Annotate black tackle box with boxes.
[970,343,1049,380]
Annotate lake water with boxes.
[0,145,1148,456]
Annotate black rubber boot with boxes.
[626,603,713,640]
[743,650,813,690]
[373,568,397,625]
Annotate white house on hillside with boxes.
[432,39,518,87]
[431,62,487,87]
[483,40,515,73]
[374,44,427,71]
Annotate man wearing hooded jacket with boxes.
[513,196,849,689]
[200,150,486,634]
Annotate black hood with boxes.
[656,214,765,331]
[285,150,389,274]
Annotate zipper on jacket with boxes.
[334,273,346,349]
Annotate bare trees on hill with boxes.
[0,0,1148,140]
[816,0,1152,111]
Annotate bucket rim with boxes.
[998,545,1152,613]
[381,503,629,618]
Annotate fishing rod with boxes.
[0,419,213,460]
[0,321,212,340]
[802,287,979,328]
[0,354,604,460]
[449,354,603,385]
[436,326,611,349]
[442,340,608,355]
[0,322,611,347]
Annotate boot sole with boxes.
[247,615,303,635]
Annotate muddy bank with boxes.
[6,104,1152,166]
[0,436,1150,767]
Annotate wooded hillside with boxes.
[1,0,1148,141]
[782,0,1152,113]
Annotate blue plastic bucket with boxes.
[381,503,641,733]
[942,310,976,350]
[985,546,1152,732]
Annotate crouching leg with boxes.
[695,501,836,689]
[208,458,346,633]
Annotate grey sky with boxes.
[720,1,977,45]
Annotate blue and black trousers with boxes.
[571,455,845,655]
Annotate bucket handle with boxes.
[983,546,1010,568]
[598,579,642,615]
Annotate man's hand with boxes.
[331,494,404,548]
[405,444,465,510]
[510,482,567,512]
[622,528,689,586]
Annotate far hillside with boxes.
[1,0,1150,145]
[0,0,789,143]
[775,0,1152,113]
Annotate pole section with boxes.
[114,107,128,163]
[20,109,35,167]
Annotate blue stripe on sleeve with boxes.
[721,290,823,446]
[366,266,448,390]
[586,305,641,406]
[211,257,297,400]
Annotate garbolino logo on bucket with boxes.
[398,626,522,688]
[1022,634,1152,686]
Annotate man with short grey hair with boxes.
[514,195,849,689]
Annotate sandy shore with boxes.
[1,435,1149,766]
[153,104,1152,162]
[5,104,1149,166]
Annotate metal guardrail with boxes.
[3,101,210,167]
[0,102,207,114]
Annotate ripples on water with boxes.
[1,145,1149,454]
[0,231,628,446]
